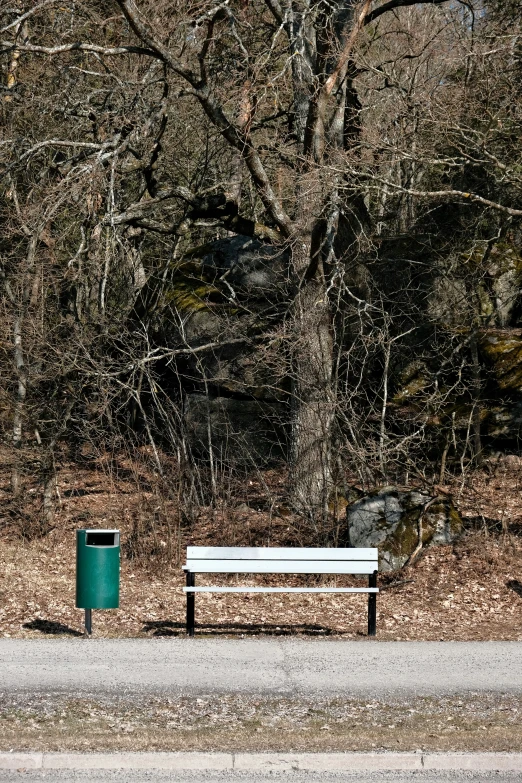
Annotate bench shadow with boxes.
[142,620,333,637]
[23,619,84,637]
[507,579,522,598]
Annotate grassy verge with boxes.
[1,693,520,753]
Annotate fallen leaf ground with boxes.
[1,452,522,640]
[1,531,521,640]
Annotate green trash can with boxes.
[76,529,120,611]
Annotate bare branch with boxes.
[365,0,449,26]
[409,189,522,217]
[1,138,115,177]
[0,40,157,58]
[114,0,293,236]
[115,0,196,81]
[130,338,252,368]
[263,0,284,24]
[324,0,373,97]
[109,187,283,242]
[306,0,372,161]
[359,175,522,216]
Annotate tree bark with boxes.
[9,231,39,497]
[290,237,334,526]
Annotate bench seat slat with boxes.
[187,546,377,561]
[184,560,377,574]
[184,586,379,593]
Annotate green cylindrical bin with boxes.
[76,529,120,609]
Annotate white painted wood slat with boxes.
[187,546,377,561]
[183,586,379,593]
[183,560,377,574]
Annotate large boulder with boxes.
[162,236,289,401]
[184,394,287,465]
[202,235,288,298]
[347,488,463,571]
[479,328,522,391]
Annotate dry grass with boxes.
[1,693,521,753]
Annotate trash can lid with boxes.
[81,530,120,547]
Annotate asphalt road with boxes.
[0,771,520,783]
[1,639,522,697]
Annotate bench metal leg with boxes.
[186,571,195,637]
[368,571,377,636]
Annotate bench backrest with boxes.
[185,547,378,574]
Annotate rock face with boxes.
[479,328,522,391]
[487,401,522,438]
[151,236,290,461]
[184,394,287,465]
[347,488,463,571]
[202,235,288,297]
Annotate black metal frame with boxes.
[85,608,92,636]
[186,571,195,636]
[368,570,377,636]
[185,567,378,637]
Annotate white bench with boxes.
[183,546,378,637]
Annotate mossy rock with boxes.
[392,361,431,403]
[479,329,522,390]
[163,280,221,312]
[485,402,522,438]
[392,373,430,403]
[347,488,463,571]
[202,235,288,297]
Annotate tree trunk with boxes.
[290,239,334,528]
[9,231,39,497]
